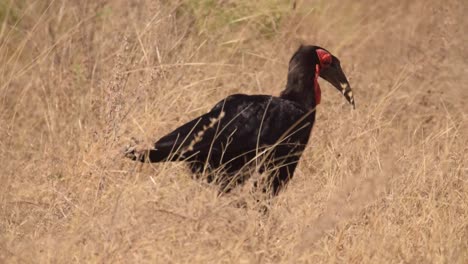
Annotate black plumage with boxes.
[125,45,355,195]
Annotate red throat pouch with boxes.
[314,64,321,105]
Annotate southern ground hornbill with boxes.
[125,45,355,196]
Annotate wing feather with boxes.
[145,94,310,163]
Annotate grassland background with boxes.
[0,0,467,263]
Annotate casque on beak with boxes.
[319,56,355,109]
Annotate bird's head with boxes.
[286,45,355,109]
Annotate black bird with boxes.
[125,45,355,195]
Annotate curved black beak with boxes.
[319,56,355,109]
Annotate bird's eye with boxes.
[316,49,332,68]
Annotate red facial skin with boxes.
[316,49,332,67]
[314,64,321,105]
[314,49,332,105]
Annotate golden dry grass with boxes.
[1,0,467,263]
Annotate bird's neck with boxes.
[280,65,321,110]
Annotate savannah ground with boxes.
[0,0,467,263]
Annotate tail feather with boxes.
[143,148,174,162]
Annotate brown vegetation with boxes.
[1,0,467,262]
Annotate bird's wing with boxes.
[148,94,310,162]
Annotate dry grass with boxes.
[1,0,467,263]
